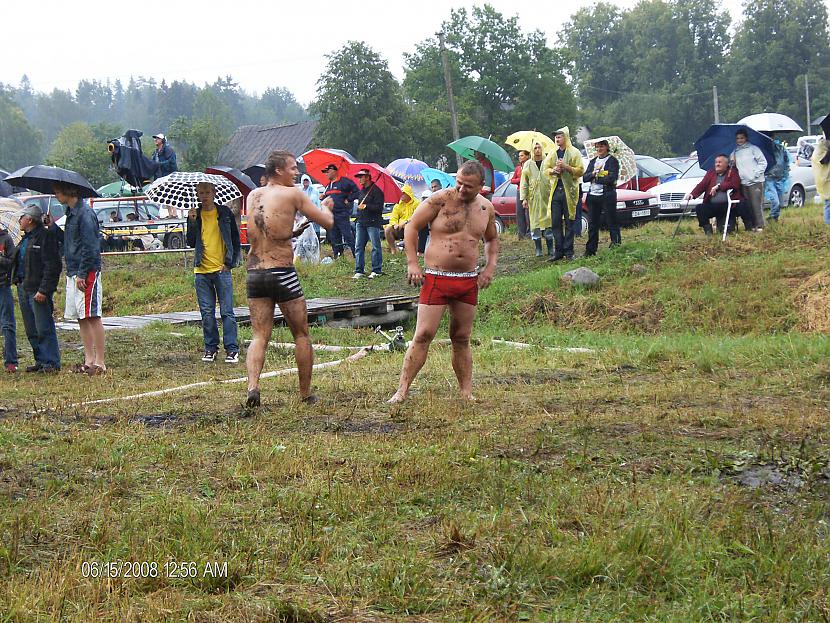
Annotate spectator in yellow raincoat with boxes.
[811,135,830,225]
[384,184,420,254]
[520,142,553,257]
[542,127,585,261]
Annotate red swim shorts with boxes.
[419,272,479,306]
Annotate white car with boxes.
[654,160,817,216]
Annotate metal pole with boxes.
[805,74,811,135]
[439,33,463,169]
[713,86,719,124]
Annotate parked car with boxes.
[54,196,187,250]
[20,194,67,222]
[618,156,681,192]
[491,180,660,235]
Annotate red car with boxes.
[491,181,660,235]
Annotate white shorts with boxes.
[65,271,103,320]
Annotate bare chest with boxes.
[433,202,488,236]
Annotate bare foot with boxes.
[387,391,407,404]
[246,388,261,408]
[461,393,476,402]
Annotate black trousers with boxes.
[585,193,620,255]
[696,201,754,232]
[550,184,574,258]
[515,188,529,238]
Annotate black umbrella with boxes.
[812,115,826,128]
[242,164,265,187]
[820,115,830,140]
[4,165,99,198]
[205,165,257,193]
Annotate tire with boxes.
[165,232,184,249]
[788,184,805,208]
[494,216,505,235]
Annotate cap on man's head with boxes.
[321,164,338,173]
[19,204,43,220]
[152,133,166,141]
[355,168,371,177]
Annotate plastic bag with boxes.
[294,222,320,264]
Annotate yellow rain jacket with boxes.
[520,157,551,230]
[388,184,420,226]
[811,138,830,199]
[542,127,585,219]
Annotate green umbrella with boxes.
[97,180,151,198]
[447,136,514,172]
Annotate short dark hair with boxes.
[735,128,748,139]
[52,182,80,198]
[459,160,485,183]
[518,149,530,157]
[265,150,295,177]
[715,153,730,162]
[596,139,610,148]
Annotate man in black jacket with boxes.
[0,222,17,372]
[583,140,621,256]
[11,204,63,372]
[186,182,242,363]
[352,168,385,279]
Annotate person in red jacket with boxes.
[510,150,530,238]
[685,154,754,235]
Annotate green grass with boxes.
[1,203,830,621]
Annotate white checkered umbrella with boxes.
[584,136,638,185]
[146,172,242,210]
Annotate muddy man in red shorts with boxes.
[388,160,500,404]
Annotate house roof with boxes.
[217,121,317,169]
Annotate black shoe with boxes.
[565,255,574,260]
[245,389,261,408]
[25,363,43,373]
[301,394,319,405]
[585,251,596,257]
[548,255,564,263]
[38,366,60,374]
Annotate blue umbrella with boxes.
[694,124,775,173]
[421,167,454,189]
[387,157,428,195]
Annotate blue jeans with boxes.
[194,271,238,354]
[0,285,17,365]
[824,199,830,225]
[330,211,355,257]
[17,286,60,369]
[765,179,789,219]
[354,223,383,274]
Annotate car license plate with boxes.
[629,199,647,206]
[664,202,682,211]
[631,209,651,218]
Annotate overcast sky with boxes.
[5,0,751,107]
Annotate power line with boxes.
[580,84,715,97]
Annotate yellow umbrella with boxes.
[505,131,555,155]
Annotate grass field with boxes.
[2,205,830,621]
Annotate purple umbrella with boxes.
[387,158,427,194]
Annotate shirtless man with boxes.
[388,160,499,404]
[245,150,334,408]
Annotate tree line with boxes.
[1,0,828,186]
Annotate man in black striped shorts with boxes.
[244,151,333,408]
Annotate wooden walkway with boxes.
[56,295,419,331]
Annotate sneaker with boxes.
[4,364,17,373]
[225,351,239,364]
[246,389,261,408]
[38,366,59,374]
[368,272,382,279]
[352,272,365,279]
[202,350,217,362]
[25,363,43,373]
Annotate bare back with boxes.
[247,184,330,269]
[412,189,496,273]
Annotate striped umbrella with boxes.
[386,158,427,193]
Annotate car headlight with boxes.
[616,202,626,209]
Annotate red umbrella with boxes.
[345,162,402,203]
[300,148,355,185]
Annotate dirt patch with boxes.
[792,269,830,332]
[479,370,580,385]
[307,416,405,435]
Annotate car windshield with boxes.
[680,162,706,179]
[637,156,679,177]
[493,180,514,197]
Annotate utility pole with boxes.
[439,32,462,169]
[805,73,811,135]
[712,86,719,124]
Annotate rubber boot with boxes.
[702,222,713,236]
[533,238,542,257]
[545,237,554,257]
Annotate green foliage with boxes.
[45,121,120,187]
[0,87,42,170]
[310,41,411,164]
